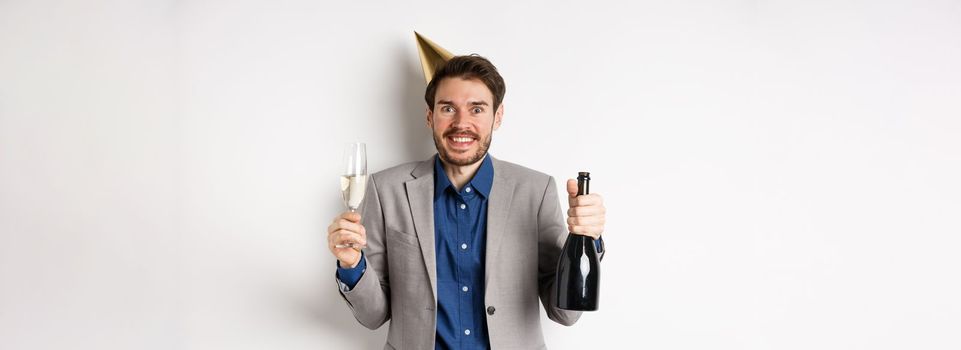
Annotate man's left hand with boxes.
[566,179,605,240]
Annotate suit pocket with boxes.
[386,227,419,247]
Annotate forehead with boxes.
[435,77,493,104]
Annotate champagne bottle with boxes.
[555,172,600,311]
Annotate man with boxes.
[327,55,607,349]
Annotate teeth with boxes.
[452,137,473,143]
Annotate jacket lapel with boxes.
[405,158,438,303]
[485,158,515,287]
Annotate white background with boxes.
[2,0,960,349]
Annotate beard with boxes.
[432,128,492,167]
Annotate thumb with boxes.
[566,179,578,198]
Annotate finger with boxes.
[567,215,606,227]
[328,242,361,265]
[332,230,367,247]
[341,211,362,223]
[567,225,604,239]
[571,193,604,207]
[328,213,359,233]
[327,224,366,245]
[332,232,366,249]
[567,228,599,240]
[567,205,606,217]
[568,224,604,234]
[334,219,365,237]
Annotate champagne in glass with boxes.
[340,174,367,212]
[336,142,367,249]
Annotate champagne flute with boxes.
[336,142,367,249]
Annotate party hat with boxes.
[415,31,455,84]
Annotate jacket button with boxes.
[487,306,495,315]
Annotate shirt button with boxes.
[459,203,466,210]
[464,329,471,335]
[460,243,468,250]
[465,187,471,193]
[487,306,496,315]
[462,286,469,292]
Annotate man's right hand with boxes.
[327,212,367,268]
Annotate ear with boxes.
[426,106,434,129]
[493,103,504,131]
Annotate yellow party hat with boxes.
[414,31,455,84]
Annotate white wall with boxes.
[2,0,960,349]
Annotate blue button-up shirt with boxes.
[432,153,493,350]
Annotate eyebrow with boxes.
[437,100,489,106]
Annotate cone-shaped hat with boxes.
[415,31,455,84]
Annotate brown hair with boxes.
[424,54,506,112]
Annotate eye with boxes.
[442,106,454,113]
[472,107,483,114]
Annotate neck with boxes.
[440,154,486,191]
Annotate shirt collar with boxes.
[433,153,494,199]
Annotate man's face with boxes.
[427,77,503,167]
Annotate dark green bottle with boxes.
[555,172,600,311]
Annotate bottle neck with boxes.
[577,173,590,196]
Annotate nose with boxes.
[451,109,467,127]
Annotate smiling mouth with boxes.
[446,134,477,149]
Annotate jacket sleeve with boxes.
[335,173,391,330]
[536,176,583,326]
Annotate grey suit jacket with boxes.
[337,155,582,349]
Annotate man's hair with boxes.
[424,54,506,112]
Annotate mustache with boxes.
[443,129,479,139]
